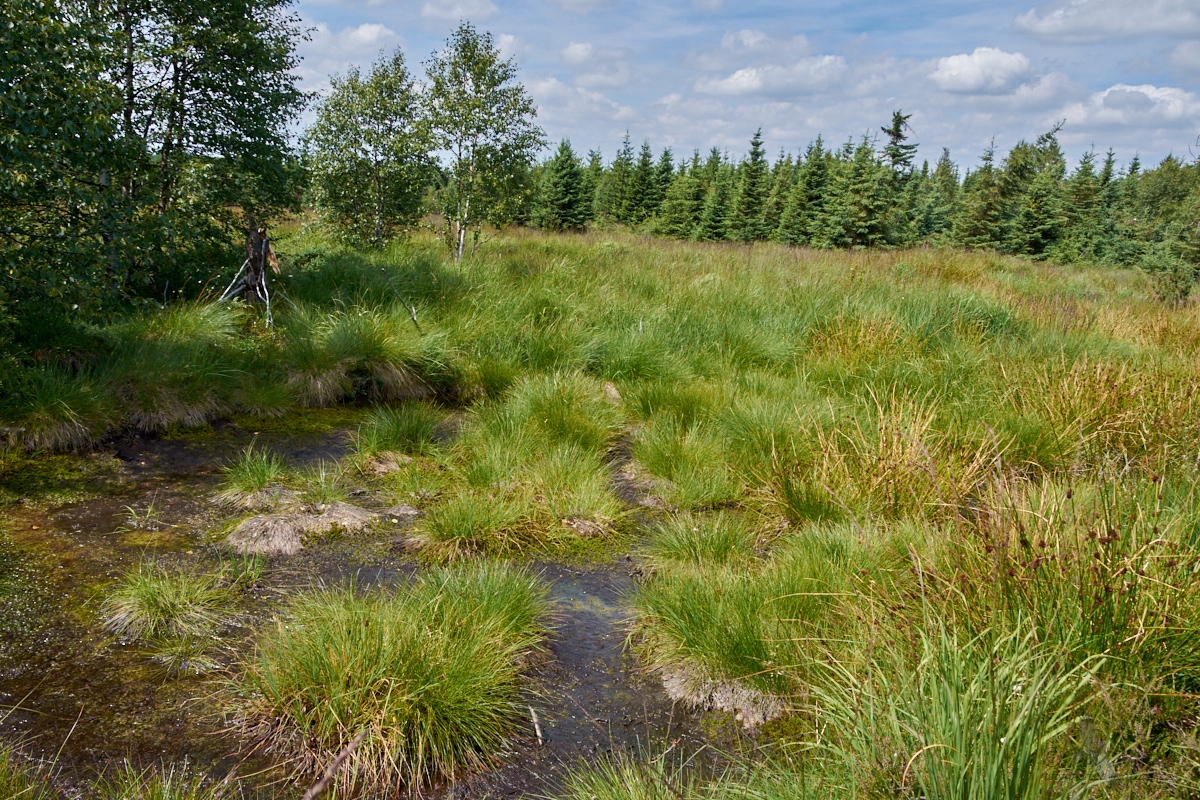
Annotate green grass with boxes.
[101,562,235,641]
[557,755,702,800]
[642,511,760,568]
[414,492,530,559]
[355,402,442,457]
[8,228,1200,794]
[0,745,55,800]
[234,561,551,793]
[94,763,223,800]
[812,621,1100,800]
[297,459,350,506]
[214,443,287,508]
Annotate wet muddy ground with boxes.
[0,420,727,798]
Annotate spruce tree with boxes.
[776,137,829,246]
[532,139,588,231]
[881,110,918,179]
[654,148,675,214]
[656,152,703,238]
[581,149,603,222]
[596,133,633,222]
[839,137,892,247]
[761,151,794,239]
[699,147,724,190]
[924,148,960,239]
[728,128,771,242]
[999,126,1066,256]
[694,163,732,241]
[954,143,1005,249]
[624,139,657,224]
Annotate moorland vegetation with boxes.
[5,1,1200,798]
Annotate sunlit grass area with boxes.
[6,227,1200,796]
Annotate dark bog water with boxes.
[0,425,718,798]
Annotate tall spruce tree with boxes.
[922,148,960,240]
[881,110,918,179]
[656,152,704,238]
[761,152,795,239]
[817,137,890,248]
[624,139,657,224]
[728,129,771,242]
[954,143,1005,249]
[596,133,634,222]
[694,163,732,241]
[532,139,589,231]
[776,137,829,246]
[581,149,603,222]
[654,148,675,214]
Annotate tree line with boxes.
[6,0,1200,354]
[529,116,1200,302]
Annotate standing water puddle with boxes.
[0,425,717,797]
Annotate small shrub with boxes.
[235,562,551,793]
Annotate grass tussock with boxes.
[234,562,551,793]
[213,443,288,509]
[0,745,55,800]
[354,402,442,457]
[101,562,235,641]
[642,511,760,568]
[93,762,223,800]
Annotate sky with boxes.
[291,0,1200,170]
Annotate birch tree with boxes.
[424,23,543,261]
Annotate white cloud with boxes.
[1007,72,1083,108]
[294,22,401,96]
[547,0,614,12]
[561,41,597,65]
[1170,40,1200,74]
[420,0,497,21]
[689,30,811,71]
[1015,0,1200,41]
[529,77,639,129]
[1061,83,1200,126]
[559,41,631,88]
[694,55,847,96]
[496,33,530,59]
[929,48,1031,93]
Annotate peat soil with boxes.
[0,421,718,798]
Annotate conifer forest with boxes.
[4,1,1200,798]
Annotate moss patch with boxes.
[228,406,365,437]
